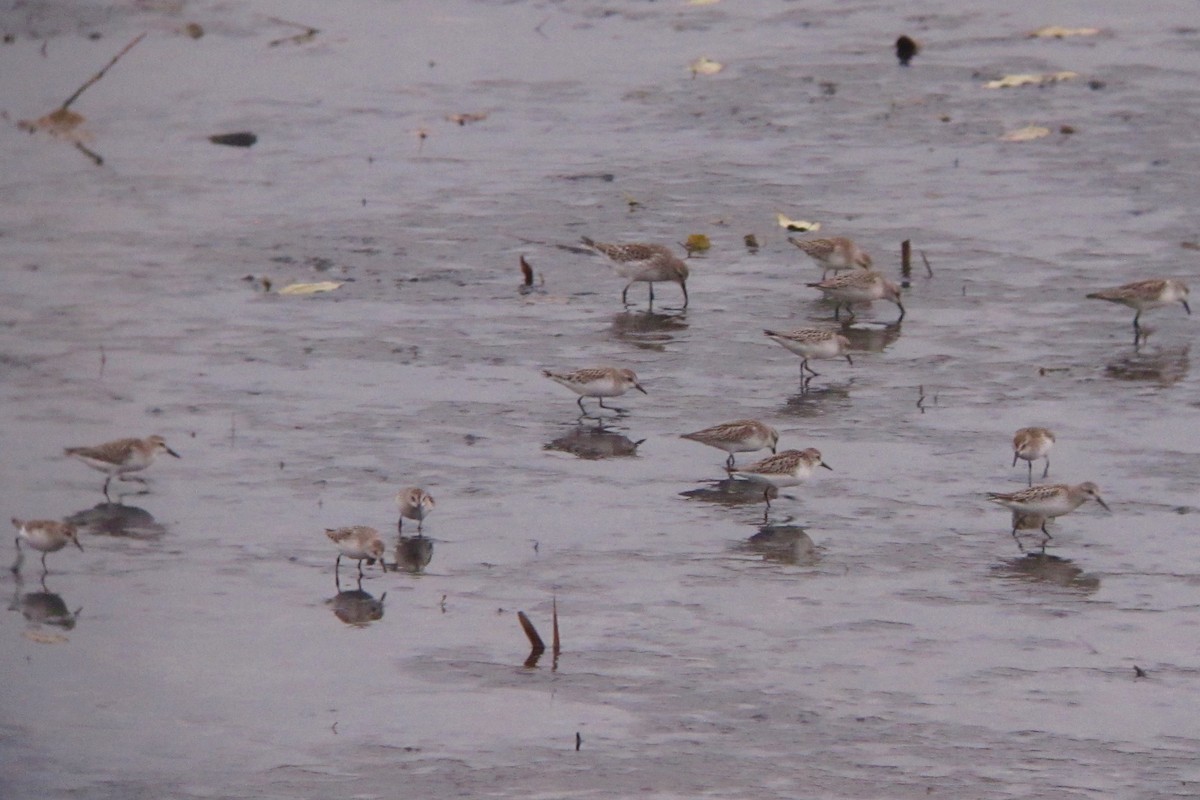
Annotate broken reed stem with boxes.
[552,596,561,657]
[520,255,534,287]
[517,611,546,654]
[920,250,933,277]
[900,239,912,280]
[60,32,147,111]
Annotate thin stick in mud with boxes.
[60,32,147,112]
[552,595,561,657]
[901,239,912,280]
[518,611,546,654]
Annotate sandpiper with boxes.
[763,328,853,377]
[1012,427,1055,486]
[325,526,387,578]
[807,270,905,322]
[728,448,832,507]
[64,435,180,499]
[1086,278,1190,337]
[580,237,689,308]
[397,487,435,534]
[681,419,779,468]
[987,482,1110,550]
[788,236,872,279]
[11,519,82,574]
[542,366,647,414]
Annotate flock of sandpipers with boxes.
[9,235,1191,574]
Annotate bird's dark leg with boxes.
[1040,521,1053,540]
[397,517,403,534]
[833,304,841,321]
[763,488,772,508]
[725,453,735,469]
[802,359,820,377]
[357,559,365,578]
[1027,461,1033,487]
[335,553,342,575]
[1011,527,1026,553]
[679,282,688,308]
[648,282,655,307]
[41,552,48,574]
[1041,458,1050,479]
[10,537,22,574]
[102,476,112,500]
[622,283,632,306]
[576,396,587,412]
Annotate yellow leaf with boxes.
[775,213,820,233]
[23,629,69,644]
[278,281,343,295]
[685,234,711,254]
[18,107,87,141]
[686,0,721,5]
[1029,26,1101,38]
[689,57,723,77]
[1000,125,1051,142]
[985,71,1078,89]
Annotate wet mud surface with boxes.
[3,1,1200,797]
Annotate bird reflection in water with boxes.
[65,502,166,539]
[328,585,387,627]
[395,535,434,574]
[679,478,767,508]
[992,552,1100,593]
[544,423,645,460]
[1105,344,1188,386]
[9,574,82,631]
[781,380,853,415]
[838,319,903,354]
[733,524,819,566]
[609,309,688,352]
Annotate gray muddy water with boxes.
[3,1,1200,797]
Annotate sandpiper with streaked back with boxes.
[728,448,832,507]
[807,270,905,322]
[11,519,82,574]
[580,237,689,308]
[1012,427,1055,486]
[681,419,779,468]
[64,435,181,499]
[986,482,1110,550]
[397,487,435,534]
[325,526,387,578]
[788,236,872,279]
[1086,278,1190,338]
[763,328,853,378]
[542,366,647,414]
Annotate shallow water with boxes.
[3,1,1200,797]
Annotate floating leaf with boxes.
[23,629,68,644]
[1029,26,1101,39]
[985,71,1078,89]
[209,131,257,148]
[1000,125,1051,142]
[689,57,723,77]
[686,0,721,5]
[775,213,820,233]
[278,281,342,295]
[446,112,488,126]
[18,107,86,139]
[684,234,711,255]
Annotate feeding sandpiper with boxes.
[788,236,872,279]
[64,435,181,499]
[397,487,435,534]
[580,237,689,308]
[1012,427,1055,486]
[763,328,853,378]
[542,366,647,414]
[728,448,832,507]
[11,519,82,574]
[986,482,1110,550]
[807,270,905,322]
[325,526,387,578]
[681,419,779,468]
[1086,278,1190,339]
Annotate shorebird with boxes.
[728,448,832,507]
[763,328,853,378]
[681,419,779,468]
[1012,427,1055,486]
[788,236,872,279]
[64,435,180,498]
[11,519,82,574]
[325,526,387,578]
[397,487,435,534]
[1086,278,1190,338]
[542,366,647,414]
[987,482,1110,550]
[807,270,905,322]
[580,237,689,308]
